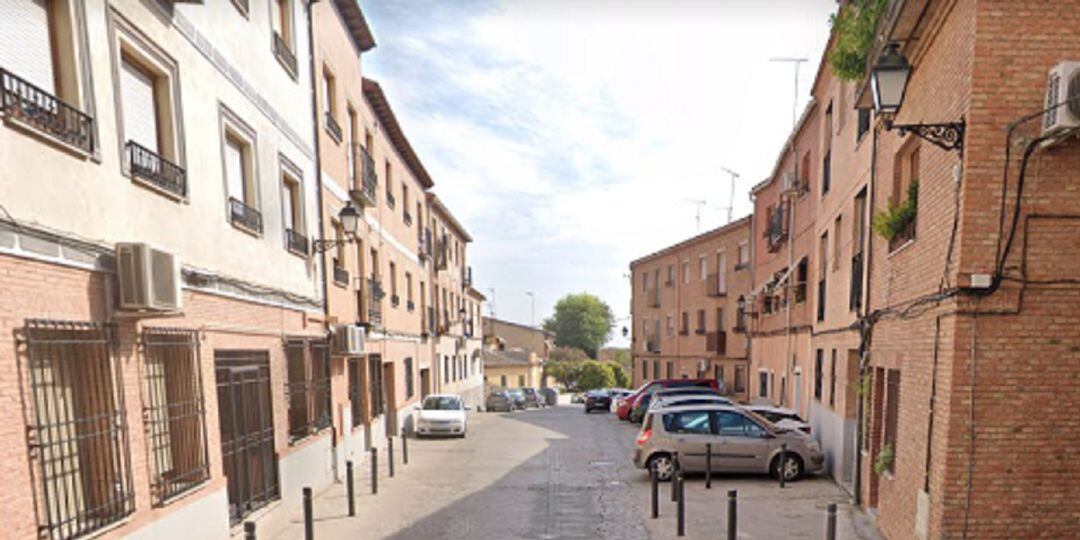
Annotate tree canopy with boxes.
[577,360,615,391]
[542,293,614,358]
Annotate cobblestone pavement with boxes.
[258,402,881,540]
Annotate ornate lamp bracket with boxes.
[885,118,966,155]
[312,238,352,253]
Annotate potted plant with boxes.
[872,180,919,246]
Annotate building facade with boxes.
[629,218,752,400]
[481,317,553,390]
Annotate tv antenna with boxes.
[770,57,808,128]
[683,198,707,232]
[719,167,740,223]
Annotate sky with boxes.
[361,0,837,346]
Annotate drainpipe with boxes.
[784,150,796,410]
[853,120,880,507]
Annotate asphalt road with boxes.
[266,402,880,540]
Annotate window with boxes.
[405,272,414,310]
[666,315,673,337]
[699,255,707,280]
[24,320,135,538]
[271,0,297,75]
[716,251,727,293]
[800,151,811,194]
[404,357,414,399]
[889,143,920,250]
[368,356,385,418]
[346,106,358,188]
[758,371,768,398]
[680,312,689,335]
[402,184,411,224]
[500,374,507,387]
[385,161,395,208]
[348,359,364,427]
[142,328,210,505]
[829,350,837,408]
[665,411,712,435]
[715,411,764,438]
[223,119,261,233]
[795,257,808,304]
[696,309,705,334]
[281,161,306,255]
[882,369,901,473]
[857,108,871,142]
[518,375,526,387]
[814,349,824,400]
[735,366,746,393]
[737,242,749,269]
[666,361,673,378]
[833,216,842,271]
[818,232,828,322]
[714,364,724,385]
[285,339,331,442]
[822,149,832,195]
[653,360,661,380]
[682,260,690,284]
[322,67,341,141]
[667,264,675,285]
[389,262,398,306]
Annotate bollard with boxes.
[670,454,680,502]
[650,466,659,519]
[727,489,737,540]
[401,427,409,465]
[370,447,378,495]
[705,442,712,489]
[388,437,395,478]
[346,460,355,517]
[676,471,685,537]
[826,503,837,540]
[302,487,313,540]
[243,521,256,540]
[779,443,788,489]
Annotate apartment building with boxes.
[629,218,752,399]
[481,317,552,390]
[0,0,323,537]
[748,106,820,419]
[426,193,484,407]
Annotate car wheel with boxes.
[771,453,804,482]
[648,454,675,482]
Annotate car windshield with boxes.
[743,409,778,432]
[423,397,462,410]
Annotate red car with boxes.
[619,378,721,421]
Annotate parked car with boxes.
[415,394,468,438]
[485,390,514,412]
[506,388,527,410]
[521,387,544,408]
[743,405,811,434]
[539,387,559,406]
[584,389,612,413]
[608,388,633,401]
[632,404,824,482]
[649,393,731,412]
[631,386,723,423]
[621,378,722,422]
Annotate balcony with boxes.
[366,278,384,326]
[765,203,789,253]
[390,294,400,308]
[706,273,725,297]
[850,251,864,311]
[348,144,378,208]
[271,32,297,76]
[406,299,415,312]
[127,140,185,198]
[324,111,342,142]
[1,68,94,155]
[435,238,448,271]
[285,228,308,256]
[385,189,396,209]
[333,264,349,288]
[646,339,660,354]
[706,331,727,355]
[229,197,262,234]
[888,219,917,252]
[418,228,432,261]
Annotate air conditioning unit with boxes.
[782,171,798,193]
[333,324,365,355]
[1042,61,1080,140]
[116,243,182,312]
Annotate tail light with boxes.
[636,428,652,446]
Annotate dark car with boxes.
[521,387,544,408]
[506,388,527,410]
[484,390,514,412]
[539,387,559,406]
[584,390,612,413]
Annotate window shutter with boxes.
[225,138,245,201]
[0,0,56,94]
[120,58,159,154]
[282,181,295,230]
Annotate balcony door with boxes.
[1,0,56,93]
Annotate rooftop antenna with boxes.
[719,167,740,223]
[487,287,496,318]
[770,57,808,128]
[683,198,707,232]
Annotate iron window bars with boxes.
[141,328,210,506]
[285,228,309,256]
[1,69,95,154]
[214,350,279,524]
[348,359,364,428]
[285,339,332,443]
[127,140,186,198]
[349,143,377,207]
[368,356,385,419]
[23,319,134,540]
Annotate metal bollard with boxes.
[705,442,712,489]
[401,427,409,465]
[370,447,378,495]
[727,489,737,540]
[676,471,685,537]
[388,437,395,478]
[302,487,313,540]
[346,460,355,517]
[826,503,837,540]
[670,454,680,502]
[779,443,788,489]
[243,521,256,540]
[650,466,659,519]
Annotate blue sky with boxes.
[361,0,837,345]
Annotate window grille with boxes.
[285,338,331,442]
[348,359,364,427]
[23,319,135,540]
[141,328,209,505]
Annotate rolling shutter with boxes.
[0,0,56,94]
[120,58,159,153]
[225,138,246,202]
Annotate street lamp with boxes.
[313,202,361,252]
[870,42,965,154]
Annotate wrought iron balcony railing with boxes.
[1,68,94,154]
[850,251,864,312]
[285,228,308,256]
[229,197,262,233]
[272,32,297,75]
[127,140,186,197]
[349,143,377,207]
[324,111,342,141]
[765,203,789,253]
[333,264,349,287]
[366,278,384,326]
[390,294,400,308]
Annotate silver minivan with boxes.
[632,404,824,481]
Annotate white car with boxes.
[649,393,732,411]
[415,394,469,438]
[743,404,812,435]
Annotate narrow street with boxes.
[263,402,881,540]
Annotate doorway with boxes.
[420,368,431,399]
[383,361,397,435]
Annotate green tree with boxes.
[549,346,589,363]
[542,293,615,358]
[606,361,630,388]
[544,346,589,390]
[577,360,615,391]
